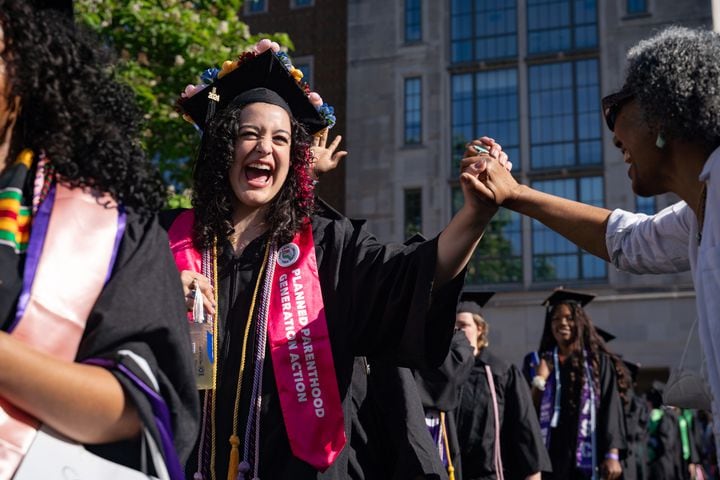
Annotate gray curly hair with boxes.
[623,26,720,151]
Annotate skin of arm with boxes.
[434,141,506,286]
[465,142,614,262]
[0,331,141,444]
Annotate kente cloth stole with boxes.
[0,182,124,479]
[538,348,597,477]
[167,211,346,471]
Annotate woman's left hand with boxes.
[600,457,622,480]
[310,130,347,179]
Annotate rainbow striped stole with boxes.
[0,150,32,253]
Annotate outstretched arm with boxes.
[434,139,506,285]
[464,139,613,262]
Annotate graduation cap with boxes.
[542,288,595,308]
[178,50,328,134]
[457,291,495,315]
[404,233,427,246]
[623,360,641,383]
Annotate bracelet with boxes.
[531,375,546,391]
[605,452,620,461]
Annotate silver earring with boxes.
[655,133,666,149]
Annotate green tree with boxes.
[75,0,291,188]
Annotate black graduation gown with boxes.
[648,408,682,480]
[166,202,464,479]
[413,331,476,480]
[544,352,627,480]
[621,392,649,480]
[1,191,199,471]
[456,349,551,480]
[350,356,448,480]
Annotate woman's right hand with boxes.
[537,358,551,380]
[180,270,215,316]
[462,137,522,208]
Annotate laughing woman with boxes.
[164,41,501,479]
[531,290,626,480]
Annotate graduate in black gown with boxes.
[619,362,649,480]
[0,2,198,478]
[530,289,626,480]
[166,39,505,479]
[646,385,683,480]
[454,293,551,480]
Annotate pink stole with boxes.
[0,184,121,479]
[167,213,346,471]
[267,222,346,470]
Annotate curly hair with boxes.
[624,26,720,152]
[0,0,164,214]
[538,303,629,412]
[191,99,315,249]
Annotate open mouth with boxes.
[245,162,273,186]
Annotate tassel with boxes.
[227,435,240,480]
[448,465,455,480]
[236,460,251,480]
[193,473,203,480]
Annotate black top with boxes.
[350,356,447,480]
[456,349,551,480]
[162,202,464,479]
[0,168,199,471]
[544,352,627,480]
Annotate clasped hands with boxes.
[460,136,521,209]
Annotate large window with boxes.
[451,68,519,172]
[453,189,523,284]
[529,59,601,169]
[451,0,517,63]
[532,176,606,280]
[627,0,647,14]
[405,0,422,43]
[404,189,422,239]
[291,0,313,7]
[527,0,597,54]
[404,77,422,145]
[245,0,267,14]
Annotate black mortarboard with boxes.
[595,327,616,343]
[404,233,427,245]
[623,360,641,382]
[179,50,326,134]
[542,288,595,308]
[457,291,495,315]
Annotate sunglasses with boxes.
[601,89,634,132]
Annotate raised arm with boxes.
[464,139,613,262]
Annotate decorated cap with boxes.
[623,360,641,382]
[542,287,595,308]
[457,291,495,315]
[595,327,616,343]
[177,39,335,135]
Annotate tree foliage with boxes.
[75,0,292,188]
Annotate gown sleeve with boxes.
[413,331,475,411]
[502,364,552,478]
[75,211,199,474]
[597,354,628,456]
[319,212,465,369]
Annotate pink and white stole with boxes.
[168,212,346,471]
[0,183,122,479]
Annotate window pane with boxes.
[404,77,422,145]
[527,0,597,54]
[627,0,646,14]
[247,0,266,13]
[404,189,422,238]
[529,60,601,169]
[451,69,519,173]
[405,0,422,43]
[532,177,606,280]
[636,196,656,214]
[453,188,522,283]
[451,0,517,62]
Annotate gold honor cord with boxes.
[224,241,271,480]
[440,411,456,480]
[210,239,219,480]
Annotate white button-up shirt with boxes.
[606,145,720,446]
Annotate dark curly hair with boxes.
[191,99,315,249]
[0,0,164,214]
[539,302,630,412]
[624,26,720,152]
